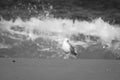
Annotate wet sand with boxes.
[0,58,120,80]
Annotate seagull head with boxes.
[64,38,69,42]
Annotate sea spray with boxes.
[0,17,120,50]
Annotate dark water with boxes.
[0,0,120,24]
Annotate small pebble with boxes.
[12,60,16,63]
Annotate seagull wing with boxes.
[69,44,77,56]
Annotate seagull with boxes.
[61,38,77,58]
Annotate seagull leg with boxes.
[63,53,70,59]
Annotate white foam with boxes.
[0,17,120,49]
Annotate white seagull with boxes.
[62,38,77,58]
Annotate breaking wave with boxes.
[0,16,120,49]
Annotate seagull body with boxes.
[62,38,77,56]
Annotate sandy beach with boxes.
[0,58,120,80]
